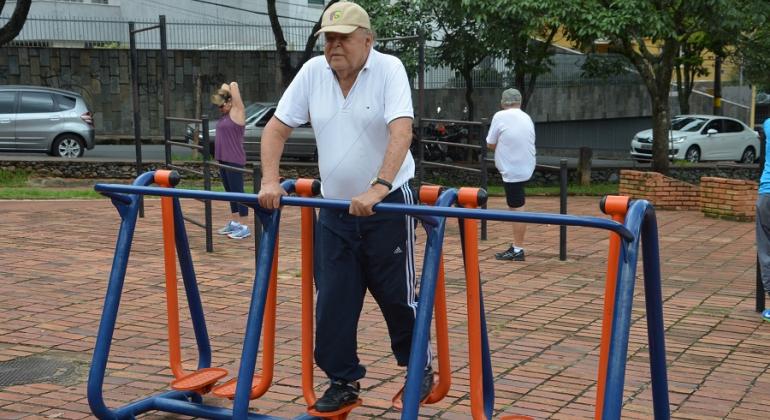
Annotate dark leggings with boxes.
[219,162,248,217]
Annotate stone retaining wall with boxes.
[0,160,761,191]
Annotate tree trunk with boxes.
[0,0,32,47]
[514,63,528,110]
[650,95,671,174]
[267,0,337,87]
[266,0,294,88]
[462,68,475,120]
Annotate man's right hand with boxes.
[258,181,287,210]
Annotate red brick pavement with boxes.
[0,194,769,419]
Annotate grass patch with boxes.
[0,169,31,187]
[0,177,256,200]
[0,169,612,200]
[486,182,618,196]
[0,188,103,200]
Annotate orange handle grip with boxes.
[419,185,443,205]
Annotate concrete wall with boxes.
[0,47,753,153]
[0,47,295,137]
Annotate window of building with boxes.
[308,0,324,6]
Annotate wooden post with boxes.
[578,146,592,186]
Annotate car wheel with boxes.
[739,147,756,164]
[53,134,85,158]
[685,146,700,163]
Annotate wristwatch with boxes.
[369,177,393,190]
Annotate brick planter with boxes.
[618,170,699,210]
[700,177,757,221]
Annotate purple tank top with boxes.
[215,113,246,165]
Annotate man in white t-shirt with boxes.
[486,88,536,261]
[257,1,433,413]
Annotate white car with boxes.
[630,115,760,163]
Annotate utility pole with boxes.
[713,54,722,116]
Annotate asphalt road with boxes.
[1,145,642,168]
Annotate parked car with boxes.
[630,114,760,163]
[186,102,316,161]
[0,85,95,158]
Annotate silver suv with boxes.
[0,85,95,158]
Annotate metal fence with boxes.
[3,16,642,89]
[422,52,643,89]
[2,16,316,51]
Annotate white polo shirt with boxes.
[486,108,536,183]
[274,48,415,200]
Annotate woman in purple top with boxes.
[210,81,250,239]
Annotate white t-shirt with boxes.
[274,49,414,199]
[486,108,536,183]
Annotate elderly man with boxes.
[486,88,537,261]
[257,1,433,412]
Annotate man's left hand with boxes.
[350,185,390,216]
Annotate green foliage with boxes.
[486,182,618,197]
[446,67,505,88]
[0,169,30,187]
[734,0,770,89]
[581,54,632,79]
[0,188,102,200]
[358,0,428,80]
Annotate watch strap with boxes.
[370,177,393,190]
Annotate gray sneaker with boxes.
[495,247,525,261]
[217,221,239,235]
[227,224,251,240]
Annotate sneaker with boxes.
[313,379,360,412]
[495,246,515,259]
[762,309,770,322]
[419,366,434,402]
[217,221,239,235]
[495,247,525,261]
[227,225,251,240]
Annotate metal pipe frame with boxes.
[90,174,669,420]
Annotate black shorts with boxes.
[503,181,527,208]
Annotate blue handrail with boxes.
[94,184,633,241]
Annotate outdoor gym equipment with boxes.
[89,170,669,419]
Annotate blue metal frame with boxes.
[89,174,668,420]
[602,200,670,420]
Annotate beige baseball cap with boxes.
[315,1,371,36]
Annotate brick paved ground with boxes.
[1,193,769,419]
